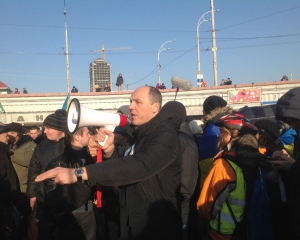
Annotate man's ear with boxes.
[152,102,160,114]
[73,133,80,141]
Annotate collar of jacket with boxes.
[64,143,89,165]
[13,134,34,149]
[133,111,180,140]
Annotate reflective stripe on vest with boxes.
[209,160,246,235]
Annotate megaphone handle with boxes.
[98,125,116,147]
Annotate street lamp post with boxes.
[126,72,137,90]
[211,0,219,86]
[196,9,220,85]
[196,10,211,77]
[157,39,175,84]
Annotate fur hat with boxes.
[276,87,300,121]
[203,95,227,115]
[43,109,67,132]
[254,119,280,140]
[6,122,22,133]
[162,101,187,124]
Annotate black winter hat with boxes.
[162,101,187,124]
[5,122,23,133]
[276,87,300,121]
[43,109,67,132]
[203,95,227,114]
[254,119,280,141]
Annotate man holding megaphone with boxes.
[36,86,183,239]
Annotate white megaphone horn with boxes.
[67,98,128,135]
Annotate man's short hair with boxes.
[65,127,84,144]
[29,125,40,131]
[148,86,162,108]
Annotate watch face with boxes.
[75,168,84,176]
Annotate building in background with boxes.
[0,81,12,94]
[89,58,111,92]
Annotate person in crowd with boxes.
[29,125,40,140]
[35,86,183,240]
[103,106,134,240]
[71,86,78,93]
[254,119,289,240]
[189,119,204,143]
[225,78,232,85]
[162,101,199,240]
[0,123,23,240]
[160,83,166,89]
[220,79,225,86]
[116,73,123,92]
[280,75,288,81]
[23,88,28,94]
[270,87,300,239]
[6,122,37,193]
[95,85,101,92]
[104,83,111,92]
[197,113,269,240]
[14,88,20,94]
[155,82,161,89]
[198,95,232,189]
[42,126,97,240]
[27,110,67,238]
[276,120,296,157]
[201,79,207,87]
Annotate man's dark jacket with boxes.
[0,142,20,203]
[178,130,198,225]
[40,144,96,240]
[86,111,182,238]
[27,137,65,207]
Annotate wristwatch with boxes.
[74,167,84,182]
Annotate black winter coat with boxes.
[86,111,182,238]
[43,144,95,212]
[27,137,65,207]
[0,142,20,204]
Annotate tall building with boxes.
[89,58,111,92]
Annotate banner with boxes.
[228,88,261,104]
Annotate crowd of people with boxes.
[1,85,300,240]
[14,88,28,94]
[220,78,232,86]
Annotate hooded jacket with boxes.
[275,87,300,163]
[198,106,233,161]
[86,110,182,238]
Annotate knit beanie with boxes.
[254,119,280,141]
[203,95,227,115]
[162,101,187,124]
[43,109,67,132]
[276,87,300,121]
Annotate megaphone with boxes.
[67,98,128,134]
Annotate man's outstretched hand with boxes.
[35,167,86,184]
